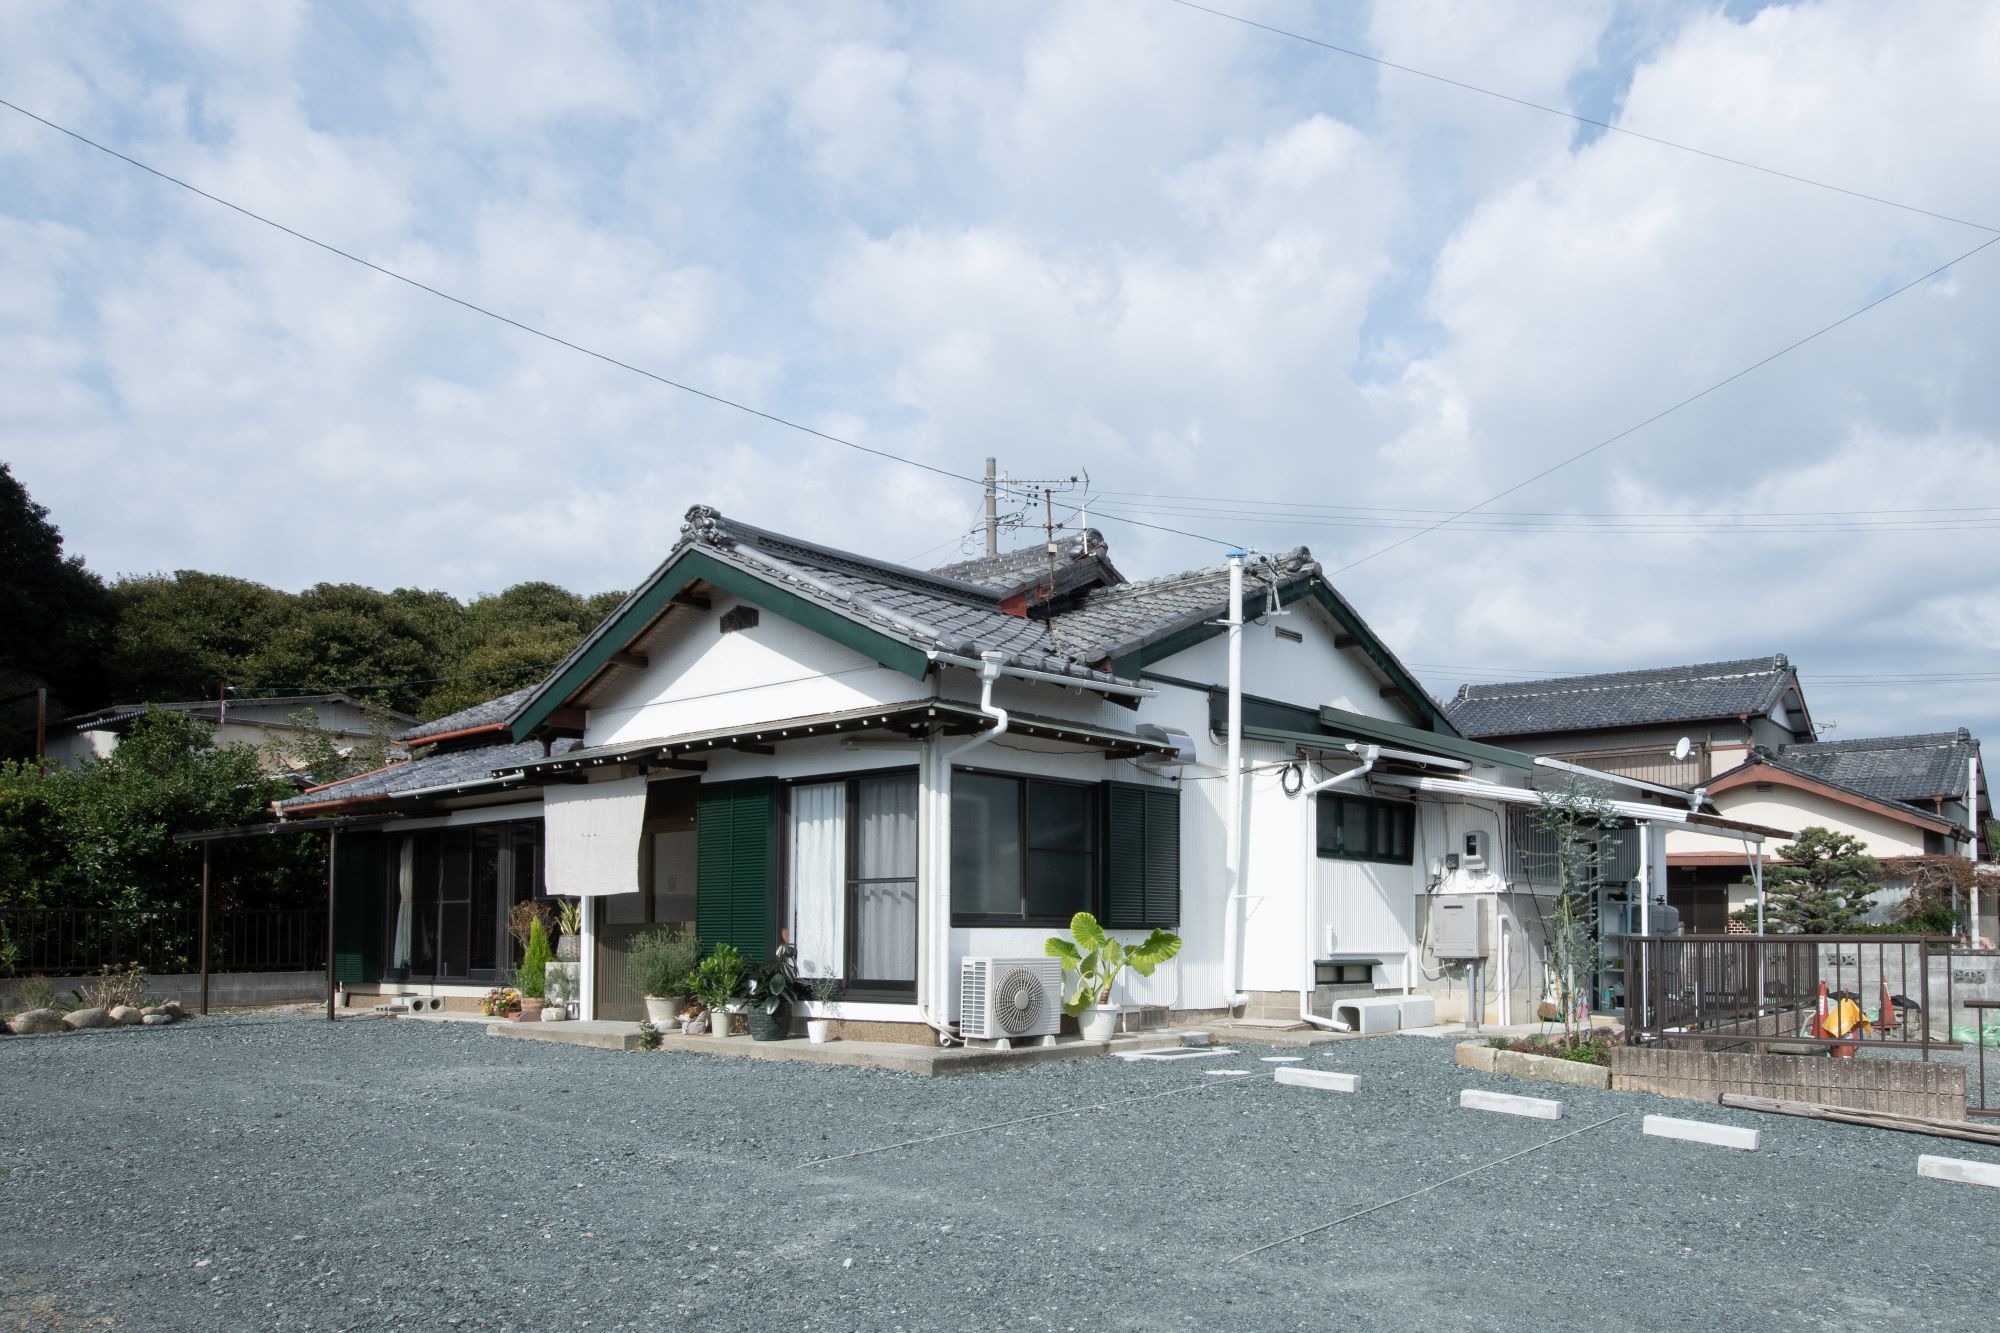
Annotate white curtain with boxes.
[855,774,917,982]
[790,783,846,978]
[391,836,414,970]
[544,775,648,897]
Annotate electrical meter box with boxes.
[1431,896,1490,960]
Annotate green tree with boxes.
[248,583,453,716]
[1765,826,1882,933]
[105,571,291,703]
[1531,776,1623,1041]
[0,462,114,750]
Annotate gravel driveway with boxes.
[2,1013,1995,1331]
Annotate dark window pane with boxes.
[1026,849,1093,918]
[440,829,472,904]
[951,772,1021,916]
[1342,801,1371,858]
[411,831,441,978]
[470,825,503,971]
[1027,781,1093,852]
[438,901,470,979]
[509,821,544,903]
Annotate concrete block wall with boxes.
[0,970,325,1011]
[1611,1045,1966,1120]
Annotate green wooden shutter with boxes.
[331,830,384,984]
[696,779,779,958]
[1142,786,1181,927]
[1101,782,1181,929]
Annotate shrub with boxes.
[636,1018,662,1051]
[13,975,56,1012]
[75,964,147,1011]
[689,942,746,1011]
[629,928,701,999]
[518,918,553,999]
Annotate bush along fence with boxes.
[1,907,324,977]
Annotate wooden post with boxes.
[199,841,212,1016]
[325,828,338,1023]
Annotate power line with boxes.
[1088,489,2000,520]
[0,98,1239,556]
[1327,232,2000,574]
[1162,0,1998,235]
[1089,500,2000,536]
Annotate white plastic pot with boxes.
[644,996,682,1026]
[806,1018,833,1044]
[1076,1005,1118,1042]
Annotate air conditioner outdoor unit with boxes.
[960,957,1064,1041]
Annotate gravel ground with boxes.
[2,1013,1996,1332]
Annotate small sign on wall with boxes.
[1952,969,1989,985]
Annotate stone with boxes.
[1460,1088,1564,1120]
[1274,1067,1358,1092]
[1494,1048,1612,1091]
[108,1005,143,1026]
[63,1007,111,1031]
[140,1006,171,1021]
[1918,1155,2000,1190]
[1455,1041,1499,1073]
[8,1008,65,1035]
[142,1013,173,1026]
[1642,1114,1759,1152]
[162,1001,189,1020]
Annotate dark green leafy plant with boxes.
[746,944,802,1016]
[636,1018,662,1051]
[1766,827,1883,933]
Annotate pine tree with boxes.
[1765,826,1882,932]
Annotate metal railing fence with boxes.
[1,907,324,976]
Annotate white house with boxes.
[50,692,413,775]
[283,507,1773,1036]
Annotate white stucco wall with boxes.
[583,596,931,748]
[1669,787,1932,860]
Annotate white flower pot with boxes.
[1076,1005,1118,1042]
[539,1006,568,1022]
[710,1010,733,1039]
[644,996,683,1026]
[806,1018,833,1044]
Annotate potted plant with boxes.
[554,898,583,962]
[745,944,802,1041]
[804,973,839,1044]
[517,916,553,1021]
[689,942,746,1039]
[542,960,577,1020]
[1044,911,1181,1042]
[479,986,521,1019]
[629,928,701,1027]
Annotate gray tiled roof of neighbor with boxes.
[279,736,579,810]
[1773,730,1981,804]
[1446,655,1797,738]
[393,687,536,744]
[63,693,419,732]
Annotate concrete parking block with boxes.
[1919,1155,2000,1189]
[1275,1067,1358,1093]
[1460,1088,1563,1120]
[1643,1114,1759,1152]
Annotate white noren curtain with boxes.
[544,775,648,898]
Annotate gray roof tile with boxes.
[279,735,579,810]
[1446,656,1797,738]
[393,687,536,744]
[1772,730,1981,804]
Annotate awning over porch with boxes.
[496,699,1183,777]
[1369,772,1797,842]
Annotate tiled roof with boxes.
[1772,730,1981,804]
[929,530,1123,599]
[1446,656,1798,738]
[1045,551,1315,664]
[278,735,579,811]
[394,687,535,744]
[62,693,418,733]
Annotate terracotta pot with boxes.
[517,997,546,1022]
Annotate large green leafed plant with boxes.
[689,941,747,1011]
[1044,911,1180,1018]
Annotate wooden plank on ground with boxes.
[1718,1093,2000,1146]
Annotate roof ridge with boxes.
[1458,655,1789,701]
[684,505,1004,608]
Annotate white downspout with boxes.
[1222,552,1248,1009]
[1968,753,1981,947]
[916,651,1010,1044]
[1294,745,1379,1030]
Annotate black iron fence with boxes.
[1623,933,1958,1057]
[1,907,324,976]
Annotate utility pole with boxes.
[983,457,998,556]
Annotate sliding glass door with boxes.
[789,771,917,996]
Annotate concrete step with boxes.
[488,1020,640,1051]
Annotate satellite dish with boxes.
[1673,737,1693,762]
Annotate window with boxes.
[1316,794,1414,864]
[952,771,1097,922]
[392,819,542,983]
[787,771,918,993]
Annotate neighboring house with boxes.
[48,693,415,778]
[1445,655,1816,786]
[1672,732,1993,939]
[278,506,1766,1033]
[1447,659,1992,941]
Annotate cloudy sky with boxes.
[4,0,1997,740]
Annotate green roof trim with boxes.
[1109,577,1454,734]
[1242,720,1531,771]
[511,546,932,741]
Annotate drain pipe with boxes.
[1221,551,1248,1010]
[915,651,1010,1045]
[1295,744,1379,1030]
